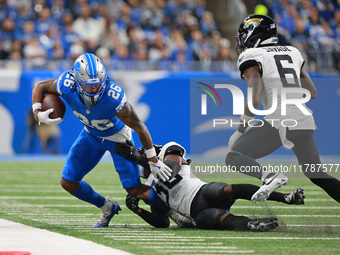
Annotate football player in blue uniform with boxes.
[31,53,172,227]
[226,15,340,203]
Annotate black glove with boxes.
[126,194,140,213]
[115,140,140,163]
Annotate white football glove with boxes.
[228,130,243,149]
[37,109,63,125]
[148,160,172,182]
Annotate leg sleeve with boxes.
[138,207,170,228]
[202,182,235,210]
[288,130,340,202]
[227,120,283,179]
[231,184,286,203]
[194,208,227,229]
[221,213,251,231]
[232,120,283,159]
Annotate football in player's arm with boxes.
[31,53,172,227]
[226,14,340,203]
[116,141,305,232]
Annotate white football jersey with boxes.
[146,164,206,218]
[238,46,316,148]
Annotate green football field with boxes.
[1,161,339,255]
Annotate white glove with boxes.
[148,160,172,182]
[37,109,63,125]
[228,130,243,149]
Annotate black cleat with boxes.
[247,217,279,232]
[285,188,305,205]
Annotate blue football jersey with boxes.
[56,70,127,137]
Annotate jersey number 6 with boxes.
[274,55,299,88]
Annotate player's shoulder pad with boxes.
[158,142,186,162]
[56,70,76,96]
[106,81,127,113]
[287,45,305,66]
[238,48,264,78]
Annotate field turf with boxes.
[1,161,339,255]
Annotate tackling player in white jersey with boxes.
[116,141,305,231]
[225,14,340,203]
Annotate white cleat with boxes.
[251,173,288,203]
[93,196,121,227]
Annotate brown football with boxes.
[42,94,66,119]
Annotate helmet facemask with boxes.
[73,53,107,104]
[236,29,247,55]
[76,79,106,103]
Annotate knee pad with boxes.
[195,208,226,229]
[203,182,235,210]
[225,152,240,165]
[203,182,229,206]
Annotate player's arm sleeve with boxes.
[238,51,263,78]
[138,207,170,228]
[138,155,151,171]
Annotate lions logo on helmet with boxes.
[73,53,107,104]
[236,14,278,54]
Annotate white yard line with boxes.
[156,250,254,254]
[231,206,340,209]
[304,199,335,202]
[286,224,340,227]
[108,236,340,240]
[129,242,223,245]
[0,219,133,255]
[142,246,238,249]
[208,237,340,240]
[244,215,340,217]
[107,237,206,241]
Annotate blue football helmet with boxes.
[236,14,278,54]
[73,53,107,103]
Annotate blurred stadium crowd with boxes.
[269,0,340,73]
[0,0,339,73]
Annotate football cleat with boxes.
[251,173,288,203]
[247,217,278,232]
[285,188,305,205]
[93,196,121,227]
[167,210,196,228]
